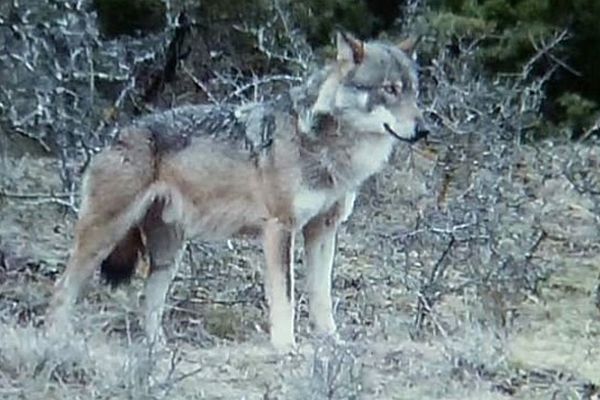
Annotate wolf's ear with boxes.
[337,32,364,64]
[397,36,420,58]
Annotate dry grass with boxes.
[1,137,599,399]
[2,1,600,398]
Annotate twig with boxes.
[564,159,600,196]
[181,63,219,105]
[524,230,547,261]
[429,235,456,283]
[13,128,52,153]
[0,190,78,212]
[158,366,204,390]
[522,29,576,79]
[414,291,448,338]
[0,191,76,199]
[413,235,455,335]
[579,117,600,142]
[223,74,302,102]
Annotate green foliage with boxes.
[428,0,600,135]
[190,0,272,22]
[182,0,293,79]
[184,0,401,47]
[181,0,403,79]
[291,0,380,45]
[557,93,599,133]
[481,22,550,70]
[93,0,166,38]
[477,0,516,27]
[428,11,494,37]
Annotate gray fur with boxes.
[48,33,426,351]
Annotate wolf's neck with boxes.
[299,112,394,192]
[288,68,395,191]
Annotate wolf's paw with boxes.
[309,317,338,339]
[270,334,297,355]
[44,307,74,339]
[309,311,337,333]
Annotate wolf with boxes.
[47,32,428,350]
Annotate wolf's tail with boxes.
[100,226,145,287]
[89,126,161,288]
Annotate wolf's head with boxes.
[312,32,428,143]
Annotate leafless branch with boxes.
[181,63,219,105]
[522,28,577,79]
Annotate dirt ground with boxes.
[1,134,599,399]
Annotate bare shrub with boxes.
[1,1,599,399]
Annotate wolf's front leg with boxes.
[302,215,338,335]
[263,219,295,350]
[302,192,356,336]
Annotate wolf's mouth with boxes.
[383,123,423,144]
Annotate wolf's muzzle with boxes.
[384,122,429,144]
[415,121,430,141]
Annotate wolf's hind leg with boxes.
[48,133,155,331]
[263,219,296,350]
[48,211,141,330]
[141,201,185,345]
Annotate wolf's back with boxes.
[130,100,291,158]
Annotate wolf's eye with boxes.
[383,82,401,96]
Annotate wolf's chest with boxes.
[350,137,394,180]
[292,187,334,226]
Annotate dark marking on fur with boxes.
[100,227,144,287]
[141,198,185,272]
[366,90,384,111]
[297,113,339,190]
[149,124,192,154]
[134,102,285,163]
[313,113,338,134]
[262,114,276,149]
[325,200,343,228]
[387,48,418,94]
[282,233,293,302]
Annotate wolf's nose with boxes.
[414,123,430,141]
